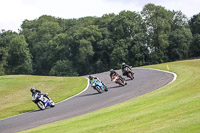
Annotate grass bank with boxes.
[21,59,200,133]
[0,76,87,119]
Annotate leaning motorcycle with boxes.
[91,80,108,93]
[112,75,127,86]
[124,67,134,80]
[32,93,55,110]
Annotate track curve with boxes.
[0,69,175,133]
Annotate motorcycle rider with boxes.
[88,75,108,91]
[121,62,133,76]
[30,87,51,100]
[110,69,126,84]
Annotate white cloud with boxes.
[131,0,200,18]
[0,0,200,32]
[160,0,200,18]
[0,0,40,31]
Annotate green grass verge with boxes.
[0,76,87,119]
[21,59,200,133]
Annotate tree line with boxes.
[0,4,200,76]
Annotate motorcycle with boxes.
[112,75,127,86]
[124,67,134,80]
[91,80,108,93]
[32,93,55,110]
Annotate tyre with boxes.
[104,85,108,91]
[50,100,55,107]
[128,73,134,80]
[118,80,125,86]
[37,101,45,110]
[95,86,103,93]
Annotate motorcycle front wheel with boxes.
[95,86,103,93]
[37,101,45,110]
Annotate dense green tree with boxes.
[65,23,103,75]
[168,28,192,60]
[110,11,145,41]
[78,39,94,62]
[93,14,115,71]
[189,34,200,57]
[110,10,147,67]
[48,33,71,61]
[94,13,115,29]
[189,13,200,57]
[21,15,61,75]
[0,31,20,75]
[77,39,94,74]
[7,35,32,74]
[57,18,78,33]
[94,38,114,72]
[110,39,129,68]
[189,13,200,34]
[168,11,192,60]
[141,4,174,63]
[49,60,78,76]
[1,5,199,76]
[0,47,7,75]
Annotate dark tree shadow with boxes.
[18,109,36,114]
[125,78,133,81]
[28,106,54,113]
[27,109,41,113]
[108,85,124,89]
[79,92,100,97]
[32,109,42,112]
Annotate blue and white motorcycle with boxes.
[91,80,108,93]
[32,93,55,110]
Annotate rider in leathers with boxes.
[88,75,108,91]
[110,69,126,84]
[30,87,51,100]
[121,63,133,76]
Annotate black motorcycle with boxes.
[123,67,134,80]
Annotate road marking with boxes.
[56,77,89,104]
[134,68,177,85]
[0,77,90,121]
[0,69,177,121]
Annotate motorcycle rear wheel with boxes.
[117,80,125,86]
[50,100,55,107]
[103,85,108,91]
[128,73,134,80]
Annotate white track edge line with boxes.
[1,69,176,121]
[134,68,177,85]
[0,77,90,121]
[56,77,89,104]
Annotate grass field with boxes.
[0,75,87,119]
[21,59,200,133]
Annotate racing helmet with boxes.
[88,75,93,80]
[30,87,35,93]
[110,69,114,72]
[122,62,125,66]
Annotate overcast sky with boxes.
[1,0,200,32]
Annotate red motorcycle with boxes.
[124,67,134,80]
[112,75,127,86]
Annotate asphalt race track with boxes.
[0,69,175,133]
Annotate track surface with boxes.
[0,69,175,133]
